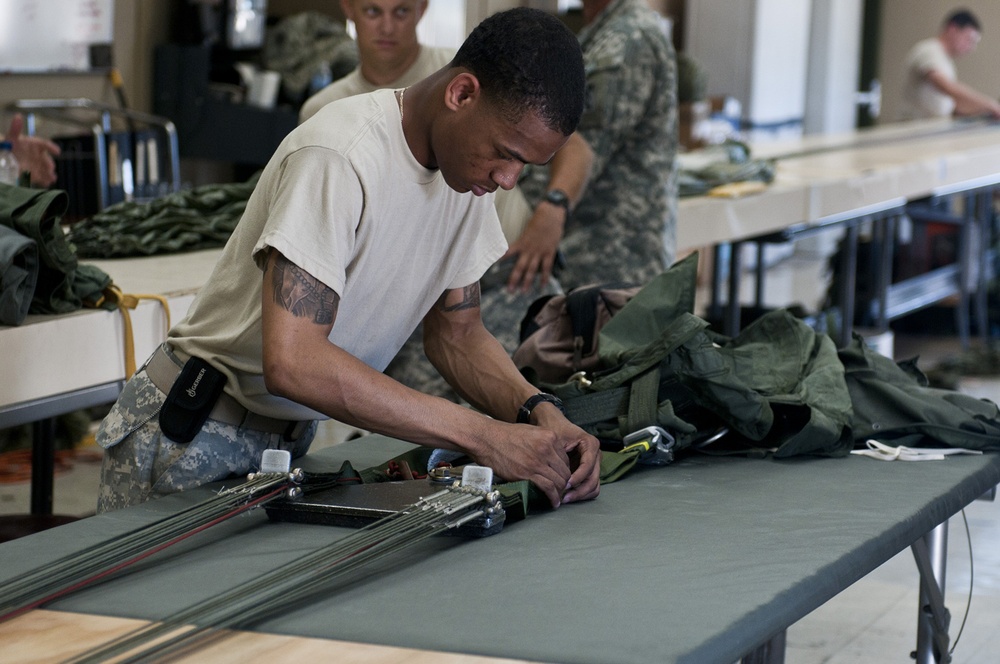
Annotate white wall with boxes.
[804,0,863,135]
[684,0,755,105]
[685,0,813,141]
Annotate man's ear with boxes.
[443,72,482,112]
[340,0,354,22]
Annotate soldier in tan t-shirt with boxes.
[95,8,601,513]
[898,9,1000,121]
[298,0,594,401]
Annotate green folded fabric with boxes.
[68,174,261,258]
[0,182,111,315]
[0,224,38,325]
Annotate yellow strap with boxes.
[621,439,652,455]
[101,285,172,379]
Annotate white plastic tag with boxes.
[461,465,494,493]
[260,449,292,474]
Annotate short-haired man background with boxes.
[898,8,1000,120]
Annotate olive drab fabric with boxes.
[526,251,1000,460]
[676,141,777,198]
[0,182,111,316]
[840,335,1000,450]
[67,174,260,259]
[0,223,38,325]
[535,253,855,458]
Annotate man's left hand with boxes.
[502,203,565,293]
[532,403,601,503]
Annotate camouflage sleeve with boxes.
[578,39,663,182]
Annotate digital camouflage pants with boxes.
[95,357,316,514]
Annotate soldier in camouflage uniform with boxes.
[519,0,679,290]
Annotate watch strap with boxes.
[544,189,571,213]
[517,393,566,424]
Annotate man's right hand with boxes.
[470,417,600,508]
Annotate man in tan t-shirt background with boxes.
[898,8,1000,120]
[299,0,455,123]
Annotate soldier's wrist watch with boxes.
[517,393,565,424]
[543,189,571,215]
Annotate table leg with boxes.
[837,224,860,348]
[30,418,56,516]
[741,629,786,664]
[709,243,726,324]
[727,240,745,337]
[973,190,992,344]
[912,521,950,664]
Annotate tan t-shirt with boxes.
[170,89,507,420]
[299,45,455,123]
[899,37,956,120]
[299,43,531,245]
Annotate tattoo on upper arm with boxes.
[436,283,481,312]
[270,253,339,324]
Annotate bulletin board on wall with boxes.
[0,0,114,73]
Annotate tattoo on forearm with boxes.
[437,283,481,312]
[271,254,339,324]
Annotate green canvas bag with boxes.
[520,253,856,460]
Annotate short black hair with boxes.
[945,9,981,32]
[451,7,585,136]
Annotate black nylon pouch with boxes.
[158,356,227,443]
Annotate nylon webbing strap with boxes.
[562,364,702,436]
[95,284,172,379]
[566,286,600,357]
[562,386,630,426]
[627,366,661,434]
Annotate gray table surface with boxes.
[2,436,998,664]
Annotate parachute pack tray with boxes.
[264,480,504,537]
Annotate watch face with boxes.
[546,189,570,208]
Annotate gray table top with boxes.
[2,436,997,664]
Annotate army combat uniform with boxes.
[521,0,679,290]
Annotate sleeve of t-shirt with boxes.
[445,200,507,291]
[252,147,364,297]
[910,42,948,77]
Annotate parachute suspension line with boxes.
[67,483,504,664]
[0,471,301,623]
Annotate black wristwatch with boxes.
[543,189,571,215]
[517,393,566,424]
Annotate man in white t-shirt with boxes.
[899,9,1000,120]
[96,8,601,513]
[302,0,591,297]
[299,0,593,400]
